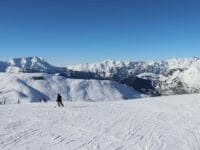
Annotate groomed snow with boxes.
[1,94,200,150]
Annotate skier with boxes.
[56,93,64,107]
[18,99,20,104]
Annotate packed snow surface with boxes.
[1,94,200,150]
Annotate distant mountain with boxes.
[0,73,144,103]
[5,57,68,74]
[0,57,101,79]
[1,56,200,98]
[68,57,200,79]
[68,57,200,96]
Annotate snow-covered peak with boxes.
[166,57,200,69]
[68,57,200,78]
[6,56,66,74]
[1,56,200,98]
[68,60,132,74]
[8,56,48,68]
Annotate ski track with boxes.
[1,95,200,150]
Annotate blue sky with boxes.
[0,0,200,65]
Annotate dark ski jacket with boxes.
[57,94,62,102]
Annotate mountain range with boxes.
[68,57,200,96]
[1,56,200,103]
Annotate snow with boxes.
[181,66,200,88]
[67,57,200,78]
[1,56,200,149]
[67,57,200,96]
[0,73,144,103]
[162,60,200,92]
[166,57,199,69]
[3,57,67,74]
[2,56,200,99]
[1,94,200,150]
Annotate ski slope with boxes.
[1,94,200,150]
